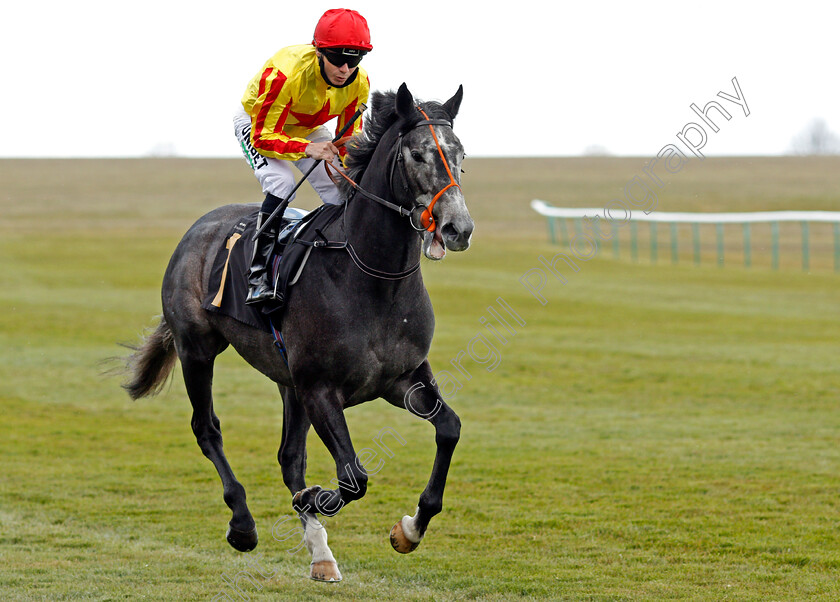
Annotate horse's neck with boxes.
[343,175,421,272]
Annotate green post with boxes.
[631,221,638,263]
[743,223,751,268]
[558,218,570,248]
[547,217,557,244]
[771,222,779,270]
[692,223,701,266]
[716,223,724,267]
[650,222,658,264]
[834,223,840,273]
[801,221,810,272]
[670,222,678,264]
[612,221,620,259]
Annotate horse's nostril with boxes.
[441,223,459,240]
[439,222,471,250]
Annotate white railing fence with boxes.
[531,200,840,272]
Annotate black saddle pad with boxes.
[201,204,343,332]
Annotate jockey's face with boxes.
[317,50,358,87]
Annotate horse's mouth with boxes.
[422,229,447,260]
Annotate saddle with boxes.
[202,203,344,333]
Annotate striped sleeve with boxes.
[249,67,310,160]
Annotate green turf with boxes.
[1,157,839,600]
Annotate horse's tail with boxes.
[122,316,177,400]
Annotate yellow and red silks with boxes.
[240,44,370,162]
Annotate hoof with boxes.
[389,519,421,554]
[226,524,258,552]
[293,485,322,513]
[310,560,342,582]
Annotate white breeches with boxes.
[233,107,344,205]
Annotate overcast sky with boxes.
[4,1,838,158]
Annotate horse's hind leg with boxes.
[384,360,461,553]
[180,344,258,552]
[278,386,341,581]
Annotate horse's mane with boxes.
[338,90,451,198]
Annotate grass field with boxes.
[1,156,839,600]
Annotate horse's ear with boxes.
[396,83,415,119]
[443,85,464,121]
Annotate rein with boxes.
[325,162,414,221]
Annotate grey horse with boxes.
[123,84,473,581]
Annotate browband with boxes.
[415,119,452,128]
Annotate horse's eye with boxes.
[410,150,424,163]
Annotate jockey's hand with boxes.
[305,141,340,162]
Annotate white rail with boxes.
[531,200,840,224]
[531,200,840,271]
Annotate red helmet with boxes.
[312,9,373,51]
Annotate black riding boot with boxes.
[245,211,279,305]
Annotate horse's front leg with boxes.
[290,385,368,577]
[298,512,341,582]
[292,385,369,514]
[277,386,341,581]
[384,360,461,553]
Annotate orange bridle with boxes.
[415,108,461,232]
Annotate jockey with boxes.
[234,8,372,304]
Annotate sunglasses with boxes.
[322,48,366,69]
